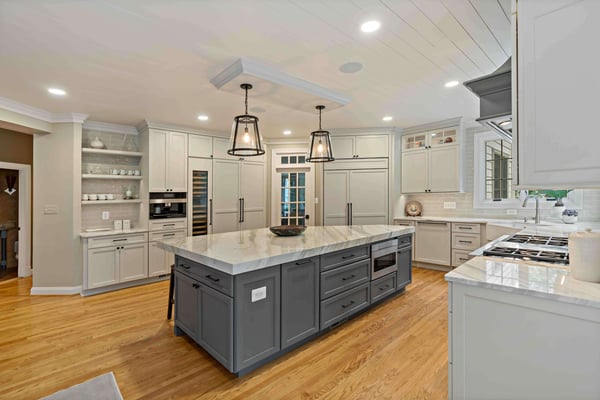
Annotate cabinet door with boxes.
[212,137,231,159]
[518,0,600,187]
[198,284,234,371]
[240,161,266,230]
[349,169,388,225]
[212,159,240,234]
[429,145,459,192]
[401,150,427,193]
[355,135,388,158]
[87,247,119,289]
[330,136,354,159]
[397,246,412,289]
[149,130,167,192]
[234,266,280,372]
[415,221,451,266]
[188,135,213,158]
[119,242,148,282]
[166,132,188,192]
[148,241,168,277]
[281,257,319,349]
[174,271,199,339]
[323,170,349,225]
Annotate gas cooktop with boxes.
[482,234,569,265]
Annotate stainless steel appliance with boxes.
[149,192,186,219]
[191,170,210,235]
[371,239,398,280]
[478,233,569,265]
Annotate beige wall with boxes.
[0,128,33,165]
[32,123,82,288]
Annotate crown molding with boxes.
[401,116,463,136]
[329,126,397,135]
[264,137,310,146]
[83,120,139,135]
[0,96,88,124]
[137,120,229,138]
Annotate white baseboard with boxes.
[30,286,82,295]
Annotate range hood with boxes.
[463,57,512,142]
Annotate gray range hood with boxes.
[463,57,512,142]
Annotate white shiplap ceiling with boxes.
[0,0,511,137]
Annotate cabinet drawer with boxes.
[320,245,369,271]
[370,273,396,303]
[149,229,186,242]
[320,283,370,329]
[394,220,414,227]
[452,223,481,234]
[452,250,474,267]
[452,233,481,250]
[88,233,147,249]
[397,234,412,249]
[320,259,370,299]
[176,257,233,297]
[150,219,187,232]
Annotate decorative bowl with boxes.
[269,225,306,236]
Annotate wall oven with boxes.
[371,239,398,280]
[149,192,187,219]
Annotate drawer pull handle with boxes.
[341,300,355,309]
[192,283,200,289]
[179,264,191,270]
[379,285,390,291]
[341,254,355,260]
[459,258,468,261]
[112,239,127,242]
[162,233,175,237]
[458,226,472,230]
[459,240,472,244]
[341,274,356,281]
[205,275,220,282]
[295,260,313,265]
[163,224,176,227]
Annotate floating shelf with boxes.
[82,199,142,205]
[82,174,143,180]
[82,148,143,157]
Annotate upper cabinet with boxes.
[330,134,389,159]
[401,127,460,193]
[189,135,265,162]
[515,0,600,188]
[148,129,188,192]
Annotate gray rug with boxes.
[41,372,123,400]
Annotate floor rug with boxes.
[41,372,123,400]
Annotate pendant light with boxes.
[307,105,334,163]
[228,83,265,157]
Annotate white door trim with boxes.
[0,161,32,277]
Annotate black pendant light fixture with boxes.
[228,83,265,157]
[307,105,334,163]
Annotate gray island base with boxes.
[158,225,414,376]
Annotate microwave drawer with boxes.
[320,283,370,329]
[320,245,369,271]
[320,259,370,299]
[175,257,233,297]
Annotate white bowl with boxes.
[562,215,578,224]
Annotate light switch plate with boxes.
[443,202,456,209]
[251,286,267,303]
[102,211,110,220]
[506,209,517,215]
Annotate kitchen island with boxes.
[158,225,414,375]
[446,257,600,400]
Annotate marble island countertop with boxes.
[157,225,414,275]
[446,256,600,309]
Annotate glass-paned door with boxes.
[279,171,307,226]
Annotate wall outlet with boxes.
[314,197,319,204]
[443,202,456,209]
[506,209,517,215]
[102,211,110,220]
[251,286,267,303]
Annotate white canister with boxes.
[113,220,123,231]
[569,229,600,283]
[123,219,131,230]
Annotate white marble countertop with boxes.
[446,256,600,309]
[80,227,148,238]
[157,225,414,275]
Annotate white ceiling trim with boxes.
[402,116,463,135]
[0,96,88,124]
[137,120,229,138]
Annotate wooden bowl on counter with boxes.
[269,225,307,236]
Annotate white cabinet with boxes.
[149,129,188,192]
[330,134,389,159]
[148,228,186,277]
[188,134,213,158]
[401,128,460,193]
[323,169,388,225]
[85,233,149,289]
[414,221,451,266]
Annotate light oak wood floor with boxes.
[0,267,449,400]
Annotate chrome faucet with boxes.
[522,194,541,224]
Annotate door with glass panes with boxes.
[271,152,314,226]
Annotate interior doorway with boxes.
[0,162,31,279]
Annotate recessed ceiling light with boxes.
[444,80,460,88]
[339,62,363,74]
[197,115,209,121]
[382,116,393,122]
[283,130,292,135]
[361,20,380,33]
[48,88,66,96]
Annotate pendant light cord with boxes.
[244,86,249,115]
[319,107,322,130]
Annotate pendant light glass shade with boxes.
[228,83,265,157]
[307,105,334,163]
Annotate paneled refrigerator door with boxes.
[349,169,388,225]
[188,158,213,236]
[323,170,349,226]
[212,159,241,234]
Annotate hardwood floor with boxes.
[0,267,449,399]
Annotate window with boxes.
[484,139,514,201]
[279,172,306,226]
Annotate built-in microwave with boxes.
[371,239,398,280]
[149,192,186,219]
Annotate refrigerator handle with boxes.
[349,203,353,225]
[241,198,245,223]
[209,199,213,226]
[239,198,243,223]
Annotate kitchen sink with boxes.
[510,222,553,229]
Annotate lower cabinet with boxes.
[174,271,200,339]
[370,273,396,303]
[198,284,233,370]
[320,283,370,328]
[397,244,412,289]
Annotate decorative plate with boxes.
[269,225,307,236]
[405,201,423,216]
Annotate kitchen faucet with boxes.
[521,193,541,224]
